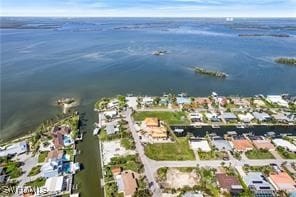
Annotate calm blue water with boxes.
[1,17,296,139]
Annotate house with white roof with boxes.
[238,113,254,123]
[0,141,28,157]
[142,97,154,105]
[252,112,272,122]
[104,110,118,119]
[272,139,296,152]
[189,139,211,152]
[266,95,289,107]
[126,97,137,109]
[45,176,68,194]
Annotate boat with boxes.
[212,124,220,129]
[93,127,100,135]
[174,128,184,133]
[236,124,245,129]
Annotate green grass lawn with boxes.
[120,138,135,150]
[133,111,189,125]
[144,137,195,160]
[245,149,275,159]
[243,165,275,176]
[198,150,225,160]
[38,151,48,163]
[25,177,46,187]
[5,161,23,179]
[28,165,41,176]
[277,147,296,159]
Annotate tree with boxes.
[153,97,161,105]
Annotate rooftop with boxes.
[216,173,242,191]
[232,139,253,151]
[269,172,296,192]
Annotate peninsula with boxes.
[194,66,228,78]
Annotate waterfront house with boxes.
[0,141,28,157]
[232,97,251,108]
[268,172,296,193]
[231,137,253,152]
[47,149,64,162]
[218,97,228,107]
[41,160,63,178]
[111,166,122,176]
[252,112,272,122]
[238,113,254,123]
[266,95,289,107]
[142,97,154,106]
[126,97,137,110]
[243,172,275,197]
[272,113,293,123]
[216,173,243,195]
[53,133,64,149]
[107,99,119,109]
[252,138,275,150]
[212,138,232,151]
[195,97,212,106]
[142,117,168,139]
[205,112,220,122]
[104,110,117,119]
[52,125,71,135]
[272,139,296,152]
[189,112,202,122]
[176,96,191,105]
[189,139,211,152]
[106,123,119,135]
[219,112,237,123]
[116,171,138,197]
[45,176,67,194]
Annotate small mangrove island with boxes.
[194,66,228,78]
[275,57,296,65]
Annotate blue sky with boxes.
[1,0,296,17]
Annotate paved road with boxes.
[126,109,162,197]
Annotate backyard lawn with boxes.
[245,149,275,159]
[133,111,189,125]
[277,147,296,159]
[198,150,226,160]
[28,165,41,176]
[144,137,195,160]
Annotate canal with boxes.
[74,103,104,197]
[171,125,296,137]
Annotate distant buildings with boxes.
[266,95,289,107]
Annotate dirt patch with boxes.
[162,168,200,189]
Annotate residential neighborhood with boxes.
[93,93,296,197]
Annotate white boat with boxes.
[212,124,220,128]
[236,124,245,129]
[174,128,184,133]
[93,127,100,135]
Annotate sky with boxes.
[1,0,296,17]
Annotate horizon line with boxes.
[2,16,296,18]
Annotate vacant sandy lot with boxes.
[163,168,199,189]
